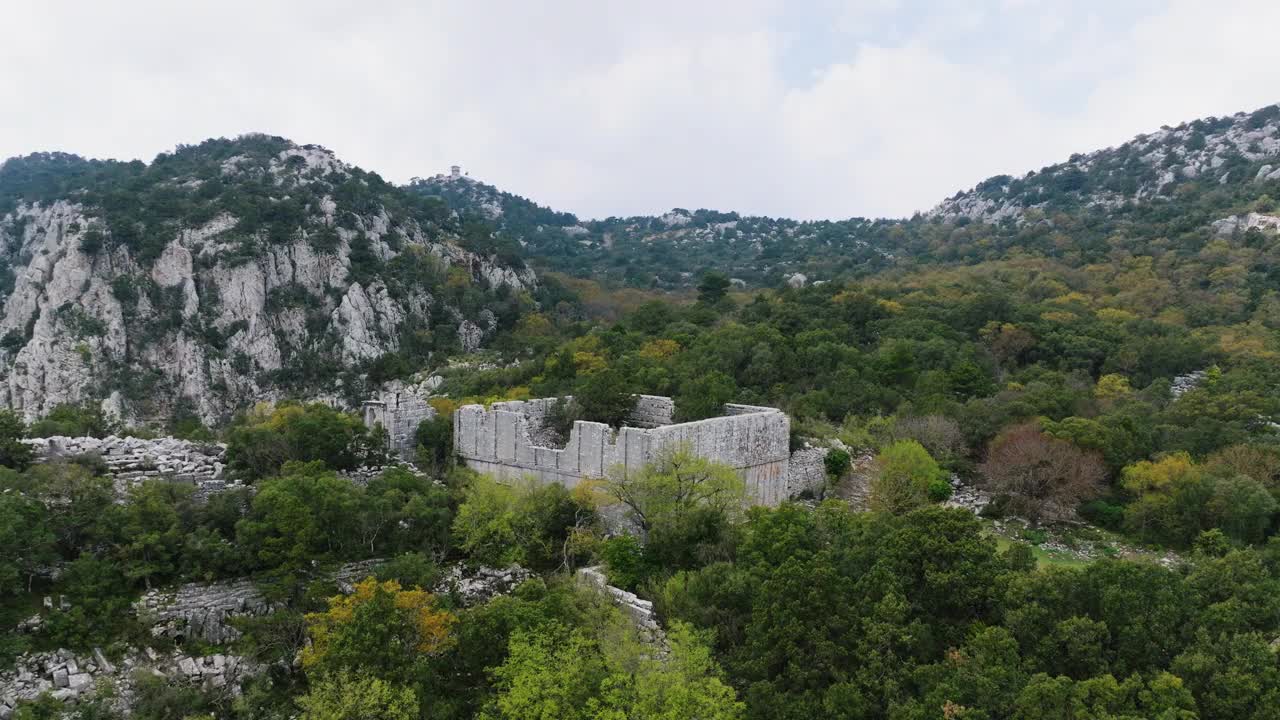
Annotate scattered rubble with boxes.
[24,435,233,499]
[0,648,260,719]
[438,565,534,605]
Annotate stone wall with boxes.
[577,566,664,648]
[363,381,439,461]
[786,447,829,498]
[24,435,233,499]
[628,395,675,428]
[454,396,793,505]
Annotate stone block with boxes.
[495,411,517,462]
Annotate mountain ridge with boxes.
[0,135,538,425]
[409,102,1280,288]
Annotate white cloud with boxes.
[0,0,1277,221]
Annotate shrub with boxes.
[927,477,954,502]
[0,410,34,471]
[601,535,648,591]
[1079,499,1125,530]
[868,440,945,515]
[1021,528,1049,545]
[375,552,441,590]
[823,448,852,480]
[28,403,116,439]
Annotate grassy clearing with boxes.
[991,534,1090,569]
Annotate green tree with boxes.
[868,440,944,514]
[28,403,116,439]
[236,461,367,572]
[482,619,742,720]
[481,626,607,720]
[697,271,732,305]
[0,410,34,470]
[297,671,419,720]
[415,413,454,473]
[452,473,592,570]
[604,445,744,537]
[675,371,736,422]
[118,480,195,589]
[0,493,55,593]
[594,622,744,720]
[573,368,637,428]
[303,577,454,685]
[227,402,386,480]
[365,467,454,556]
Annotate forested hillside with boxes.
[0,137,547,425]
[414,103,1280,292]
[1,104,1279,720]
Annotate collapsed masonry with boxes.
[453,395,825,505]
[23,435,235,499]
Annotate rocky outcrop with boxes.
[1170,369,1208,399]
[0,141,534,427]
[786,447,829,499]
[933,104,1280,223]
[1210,212,1280,236]
[437,565,534,605]
[131,561,527,653]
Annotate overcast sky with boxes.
[3,1,1278,221]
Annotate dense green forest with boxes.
[5,402,1280,719]
[2,105,1280,719]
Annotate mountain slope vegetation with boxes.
[0,136,546,424]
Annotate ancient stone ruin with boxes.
[453,395,824,506]
[23,435,235,499]
[363,385,438,461]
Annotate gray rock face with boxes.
[786,447,829,498]
[1170,369,1207,399]
[0,145,534,427]
[437,565,534,605]
[1210,212,1280,236]
[932,104,1280,223]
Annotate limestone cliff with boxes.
[932,103,1280,223]
[0,137,536,425]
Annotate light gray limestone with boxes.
[454,395,802,505]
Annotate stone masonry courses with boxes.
[453,395,825,506]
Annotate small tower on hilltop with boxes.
[450,165,462,179]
